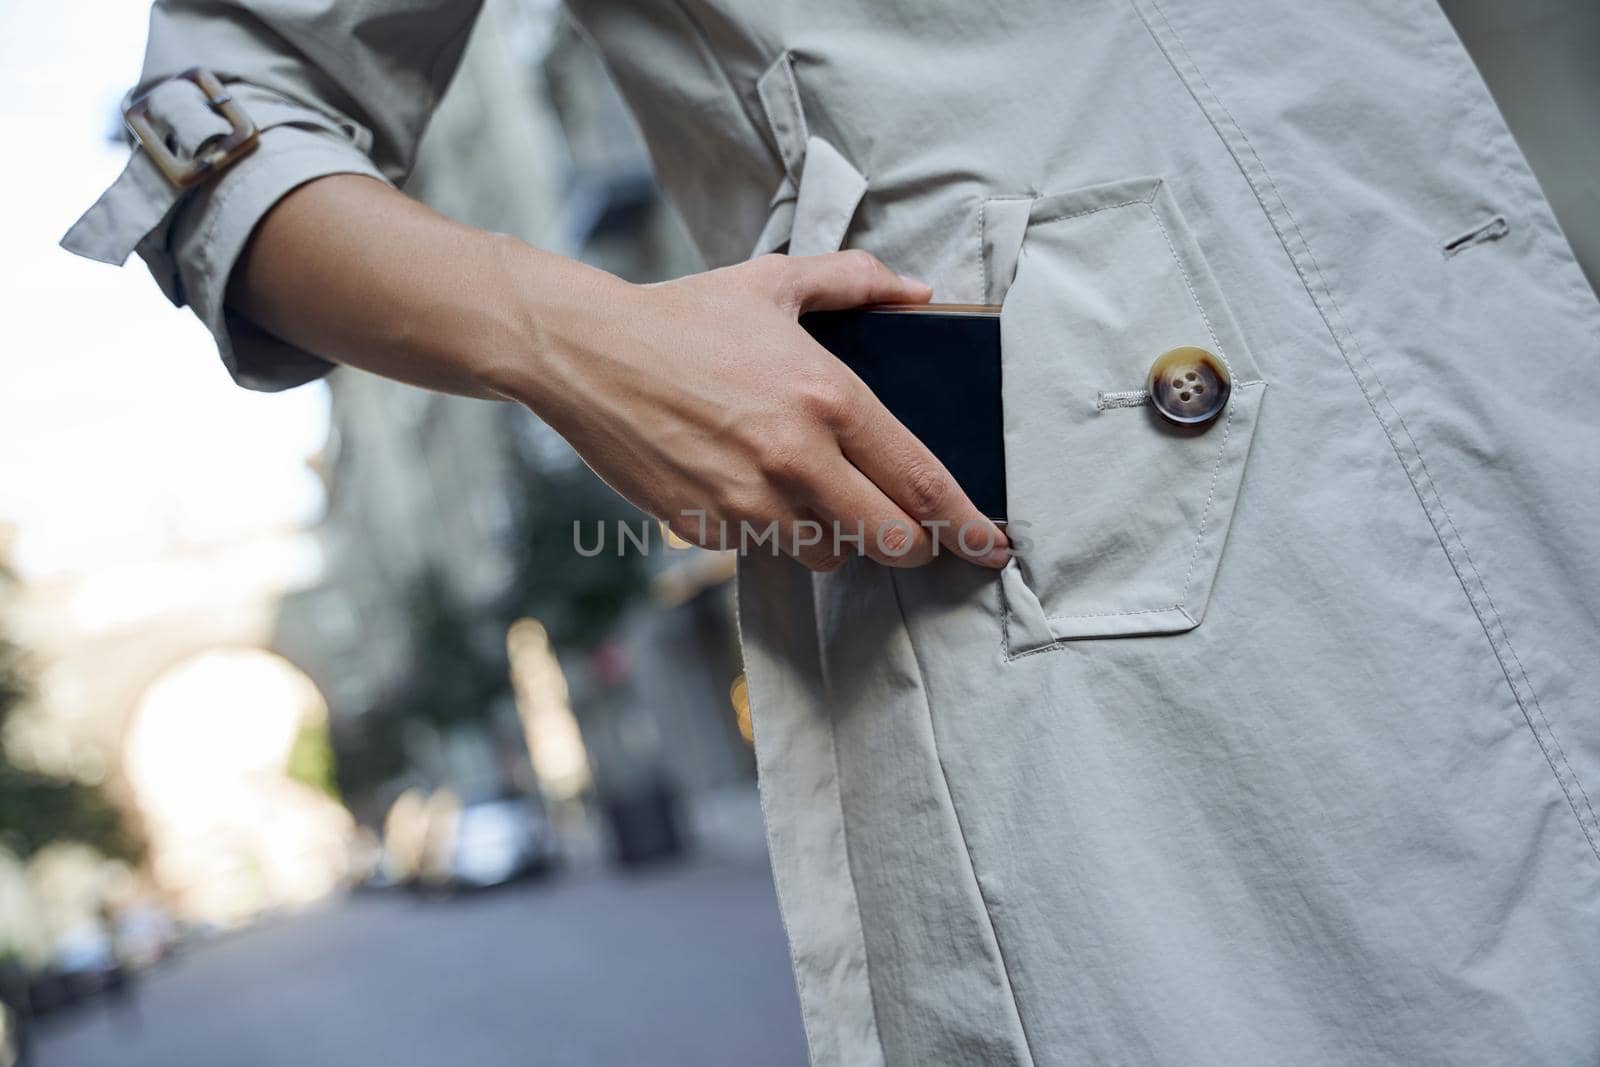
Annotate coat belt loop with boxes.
[757,52,810,181]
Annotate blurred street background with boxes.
[0,2,801,1064]
[33,860,804,1067]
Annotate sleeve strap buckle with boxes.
[123,67,260,189]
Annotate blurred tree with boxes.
[285,714,340,799]
[395,567,514,729]
[0,620,137,862]
[327,706,410,826]
[503,455,650,652]
[0,763,136,862]
[0,617,25,718]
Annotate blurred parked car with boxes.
[381,788,560,891]
[0,964,29,1067]
[25,921,128,1018]
[445,794,561,889]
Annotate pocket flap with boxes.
[992,178,1266,651]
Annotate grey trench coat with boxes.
[64,2,1600,1063]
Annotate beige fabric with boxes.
[64,3,1600,1064]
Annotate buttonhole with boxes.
[1096,389,1150,412]
[1442,214,1509,258]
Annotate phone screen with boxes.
[800,305,1006,520]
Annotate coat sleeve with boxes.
[61,0,486,391]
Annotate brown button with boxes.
[1145,346,1230,426]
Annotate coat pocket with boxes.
[985,177,1266,653]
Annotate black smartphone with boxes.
[800,304,1006,520]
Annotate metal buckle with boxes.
[123,68,260,189]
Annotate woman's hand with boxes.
[233,175,1008,572]
[508,250,1009,571]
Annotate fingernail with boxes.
[899,274,931,290]
[983,545,1011,569]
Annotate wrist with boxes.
[471,232,630,414]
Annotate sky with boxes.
[0,0,331,588]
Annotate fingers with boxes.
[669,456,951,572]
[833,385,1011,569]
[753,251,1007,567]
[644,250,1001,574]
[783,508,848,573]
[806,460,937,568]
[666,447,1000,574]
[768,250,933,312]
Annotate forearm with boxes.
[227,173,613,404]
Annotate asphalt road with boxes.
[33,858,808,1067]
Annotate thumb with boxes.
[778,250,933,312]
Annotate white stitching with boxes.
[1146,198,1229,375]
[1096,390,1150,410]
[757,52,806,177]
[1029,192,1159,230]
[1037,381,1258,623]
[1175,386,1235,605]
[978,197,989,304]
[981,193,1037,304]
